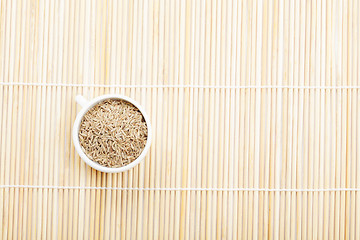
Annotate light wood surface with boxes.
[0,0,359,239]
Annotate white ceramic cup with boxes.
[72,94,152,173]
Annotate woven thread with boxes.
[1,82,360,89]
[0,185,359,192]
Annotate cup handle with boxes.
[75,95,88,108]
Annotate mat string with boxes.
[1,82,360,89]
[0,185,359,192]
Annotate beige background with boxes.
[0,0,359,239]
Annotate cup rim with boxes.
[72,94,152,173]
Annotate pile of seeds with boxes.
[79,99,148,168]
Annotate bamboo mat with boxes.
[0,0,359,239]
